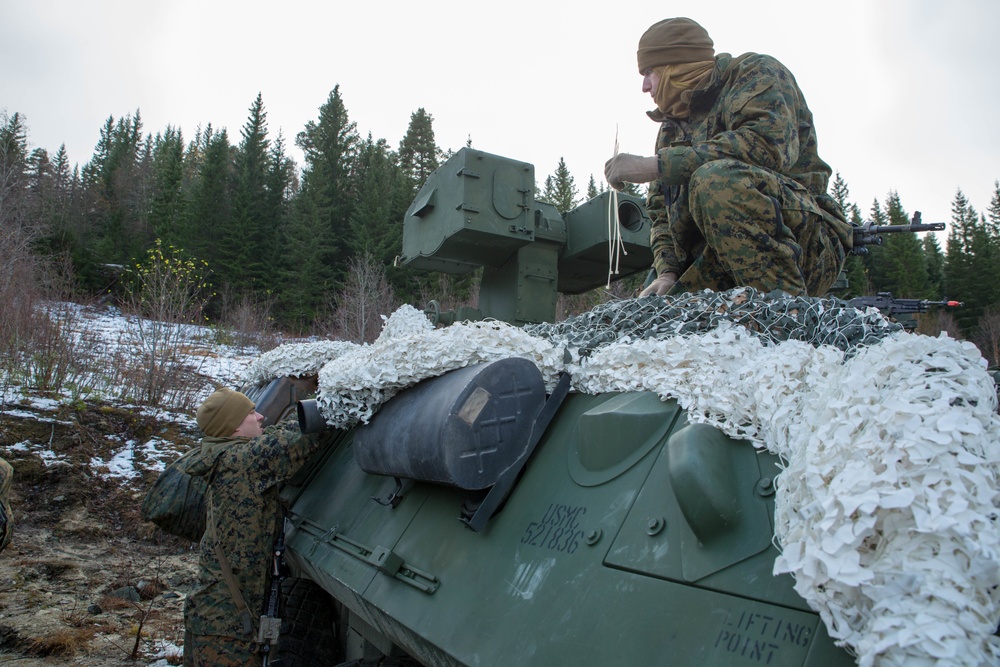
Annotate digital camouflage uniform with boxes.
[0,457,12,552]
[183,424,327,667]
[646,52,853,297]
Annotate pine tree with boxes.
[279,86,360,324]
[586,175,601,200]
[349,134,418,302]
[944,190,980,333]
[223,94,276,294]
[880,191,928,298]
[983,180,1000,281]
[540,158,578,214]
[184,128,233,267]
[922,233,945,299]
[988,181,1000,240]
[45,144,79,253]
[149,126,186,245]
[842,207,868,298]
[824,172,866,297]
[830,172,851,215]
[398,108,439,190]
[30,141,89,286]
[0,111,30,231]
[26,148,54,234]
[278,191,335,326]
[861,198,889,292]
[349,135,406,260]
[181,125,214,196]
[266,130,296,246]
[948,189,978,256]
[80,110,149,265]
[968,207,1000,325]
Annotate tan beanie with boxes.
[637,17,715,72]
[196,388,255,437]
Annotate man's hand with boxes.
[639,273,677,297]
[604,154,658,191]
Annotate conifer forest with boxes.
[2,88,1000,363]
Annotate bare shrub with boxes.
[0,220,82,400]
[120,240,212,407]
[324,253,399,343]
[928,310,963,341]
[557,278,636,321]
[215,286,279,353]
[972,306,1000,367]
[19,303,79,393]
[0,223,44,374]
[417,272,480,315]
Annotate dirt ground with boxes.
[0,399,202,666]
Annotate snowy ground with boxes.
[1,302,270,477]
[0,302,278,666]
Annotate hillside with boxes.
[0,302,259,666]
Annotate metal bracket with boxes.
[371,477,413,508]
[293,517,439,594]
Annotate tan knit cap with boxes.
[637,17,715,72]
[196,388,255,437]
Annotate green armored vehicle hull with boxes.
[258,148,995,666]
[280,387,852,666]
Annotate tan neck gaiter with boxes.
[653,60,716,119]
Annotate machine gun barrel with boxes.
[851,211,945,255]
[848,292,962,317]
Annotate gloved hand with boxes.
[639,273,677,297]
[604,154,659,191]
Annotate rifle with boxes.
[258,513,286,665]
[851,211,945,255]
[847,292,962,330]
[848,292,963,315]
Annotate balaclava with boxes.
[637,18,716,118]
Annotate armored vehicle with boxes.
[253,149,995,667]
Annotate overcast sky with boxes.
[2,0,998,231]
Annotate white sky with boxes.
[2,0,998,230]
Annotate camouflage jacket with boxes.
[182,424,325,638]
[645,52,849,277]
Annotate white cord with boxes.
[607,127,628,288]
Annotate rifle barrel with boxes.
[866,223,945,234]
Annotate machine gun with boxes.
[851,211,945,255]
[848,292,963,315]
[847,292,963,330]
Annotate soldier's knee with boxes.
[689,159,753,200]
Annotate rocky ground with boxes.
[0,399,202,666]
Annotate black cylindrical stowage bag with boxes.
[353,358,546,490]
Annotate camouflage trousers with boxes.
[0,457,12,552]
[667,159,846,297]
[183,630,262,667]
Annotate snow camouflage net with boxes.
[247,287,1000,667]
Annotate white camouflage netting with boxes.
[244,339,360,386]
[247,290,1000,667]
